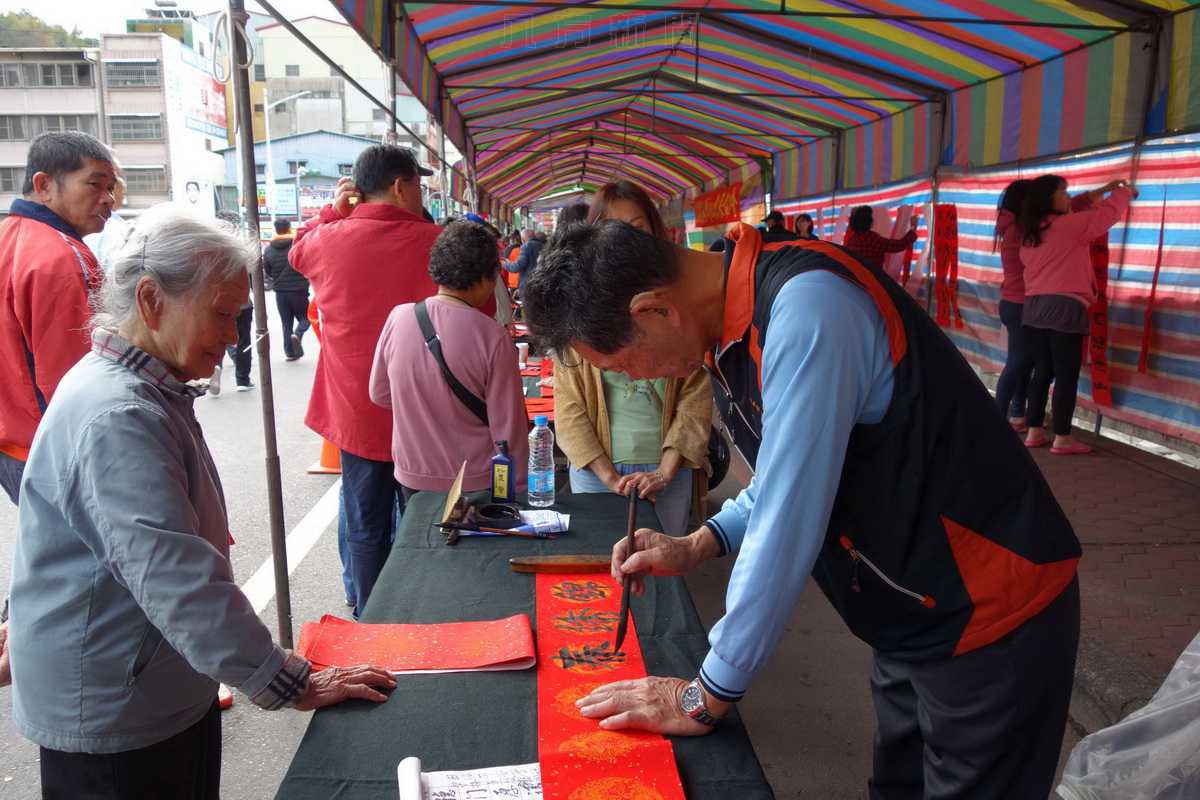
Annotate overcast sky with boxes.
[2,0,334,40]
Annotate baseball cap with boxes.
[400,147,435,178]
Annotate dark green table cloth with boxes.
[277,491,773,799]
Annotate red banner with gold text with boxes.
[693,183,742,228]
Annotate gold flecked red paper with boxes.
[535,573,685,800]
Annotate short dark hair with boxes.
[274,219,292,235]
[23,131,112,195]
[523,220,679,356]
[353,144,422,198]
[764,210,784,226]
[849,205,874,233]
[428,221,500,291]
[556,202,589,228]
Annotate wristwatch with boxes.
[679,678,719,727]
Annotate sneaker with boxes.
[290,334,304,360]
[207,365,222,397]
[236,382,255,392]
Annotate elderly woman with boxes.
[552,181,712,535]
[7,207,393,798]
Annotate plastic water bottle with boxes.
[527,415,556,508]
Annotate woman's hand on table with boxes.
[292,664,396,710]
[576,677,721,736]
[611,527,718,596]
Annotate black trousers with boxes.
[1025,327,1085,435]
[994,300,1032,419]
[868,578,1080,800]
[225,306,253,385]
[275,290,310,358]
[40,700,221,800]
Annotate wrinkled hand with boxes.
[614,470,668,500]
[0,622,10,688]
[292,664,395,710]
[334,177,362,217]
[611,528,704,596]
[577,677,713,736]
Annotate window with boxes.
[0,116,25,140]
[0,64,19,87]
[0,167,24,193]
[372,108,386,121]
[286,159,308,174]
[338,163,352,176]
[105,62,161,88]
[253,103,264,112]
[40,64,58,86]
[254,64,265,82]
[285,64,300,77]
[110,114,163,141]
[274,103,286,114]
[254,163,266,177]
[75,63,92,86]
[124,168,166,193]
[29,115,97,137]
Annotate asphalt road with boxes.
[0,297,1076,798]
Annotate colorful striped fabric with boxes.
[1167,9,1200,132]
[945,31,1152,168]
[843,103,934,188]
[327,2,1199,209]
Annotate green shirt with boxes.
[602,370,666,465]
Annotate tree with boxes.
[0,10,98,48]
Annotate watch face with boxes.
[681,683,704,713]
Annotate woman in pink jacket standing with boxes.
[1017,175,1136,454]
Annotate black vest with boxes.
[710,225,1080,660]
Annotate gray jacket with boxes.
[9,330,309,754]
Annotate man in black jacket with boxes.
[264,218,310,361]
[761,210,800,244]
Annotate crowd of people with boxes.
[0,127,1138,798]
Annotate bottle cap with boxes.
[534,415,548,426]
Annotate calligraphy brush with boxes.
[612,488,639,653]
[432,521,553,539]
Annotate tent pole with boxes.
[927,95,948,314]
[226,0,293,648]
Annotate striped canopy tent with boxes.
[327,0,1198,210]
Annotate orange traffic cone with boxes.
[307,438,341,474]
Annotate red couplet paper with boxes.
[1087,236,1115,407]
[296,613,535,674]
[933,204,962,329]
[535,573,686,800]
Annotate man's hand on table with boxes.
[576,677,726,736]
[292,664,395,710]
[611,526,722,596]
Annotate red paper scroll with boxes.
[535,574,685,800]
[933,204,962,328]
[296,614,535,673]
[1138,191,1169,374]
[1087,236,1115,407]
[693,183,742,228]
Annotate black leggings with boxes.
[1025,327,1084,436]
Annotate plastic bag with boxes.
[1057,631,1200,800]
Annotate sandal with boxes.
[1024,436,1051,448]
[1051,442,1093,456]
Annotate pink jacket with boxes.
[997,194,1093,304]
[1020,187,1132,307]
[369,298,529,493]
[290,203,439,461]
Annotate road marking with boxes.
[241,479,341,614]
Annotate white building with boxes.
[101,31,226,215]
[257,16,426,138]
[0,48,103,212]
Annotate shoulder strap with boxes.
[414,301,489,426]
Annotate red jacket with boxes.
[290,202,440,461]
[0,203,102,460]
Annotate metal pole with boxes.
[226,0,294,648]
[263,85,276,225]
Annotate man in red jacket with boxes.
[290,144,437,615]
[0,131,116,507]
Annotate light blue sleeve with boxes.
[699,271,894,702]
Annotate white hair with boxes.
[92,205,258,331]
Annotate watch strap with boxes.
[683,678,719,726]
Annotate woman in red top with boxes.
[994,180,1033,430]
[843,205,917,269]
